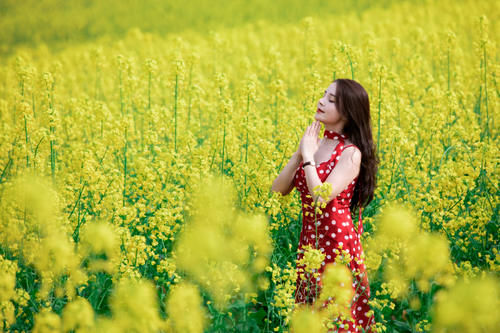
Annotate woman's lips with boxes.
[317,108,324,113]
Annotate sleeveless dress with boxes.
[293,129,376,333]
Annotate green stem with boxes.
[188,63,193,125]
[174,74,178,152]
[47,82,56,183]
[32,93,36,118]
[377,74,381,154]
[244,92,250,196]
[447,48,450,91]
[119,70,124,115]
[24,115,29,167]
[221,112,226,176]
[0,157,13,184]
[347,51,355,79]
[148,71,152,110]
[68,183,86,220]
[274,95,278,132]
[50,124,55,183]
[483,45,489,139]
[123,128,128,207]
[95,61,99,100]
[20,79,24,99]
[312,197,320,301]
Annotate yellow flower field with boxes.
[0,0,498,332]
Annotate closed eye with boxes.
[324,91,336,103]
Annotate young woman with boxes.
[271,78,379,333]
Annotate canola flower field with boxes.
[0,0,499,332]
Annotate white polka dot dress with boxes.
[293,130,376,333]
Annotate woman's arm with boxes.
[271,150,302,195]
[304,146,361,204]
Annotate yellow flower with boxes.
[313,182,333,202]
[166,281,207,333]
[79,220,120,274]
[318,263,354,320]
[377,202,418,243]
[33,308,61,333]
[175,175,272,311]
[0,256,16,303]
[62,297,94,332]
[404,232,451,284]
[433,274,500,333]
[297,244,325,274]
[108,277,165,332]
[290,304,327,333]
[258,276,270,290]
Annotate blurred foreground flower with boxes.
[174,174,273,311]
[61,297,95,332]
[33,308,61,333]
[367,202,454,299]
[166,281,207,333]
[432,274,500,333]
[95,277,165,332]
[290,304,326,333]
[319,263,354,320]
[0,173,86,299]
[79,220,120,274]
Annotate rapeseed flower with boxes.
[0,256,16,303]
[61,297,95,332]
[297,244,325,275]
[0,1,497,331]
[175,174,272,310]
[166,281,207,333]
[102,277,164,332]
[79,220,120,274]
[432,274,500,333]
[271,262,297,322]
[318,263,354,320]
[33,308,61,333]
[290,304,326,333]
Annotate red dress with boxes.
[293,130,376,333]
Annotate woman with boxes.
[271,78,379,333]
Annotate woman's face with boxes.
[314,82,346,127]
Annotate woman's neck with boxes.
[324,126,344,135]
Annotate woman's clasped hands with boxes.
[299,120,321,163]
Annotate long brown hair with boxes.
[334,78,379,213]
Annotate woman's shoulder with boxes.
[342,140,360,151]
[341,142,362,165]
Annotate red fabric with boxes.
[293,130,375,333]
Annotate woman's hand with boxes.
[299,120,321,162]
